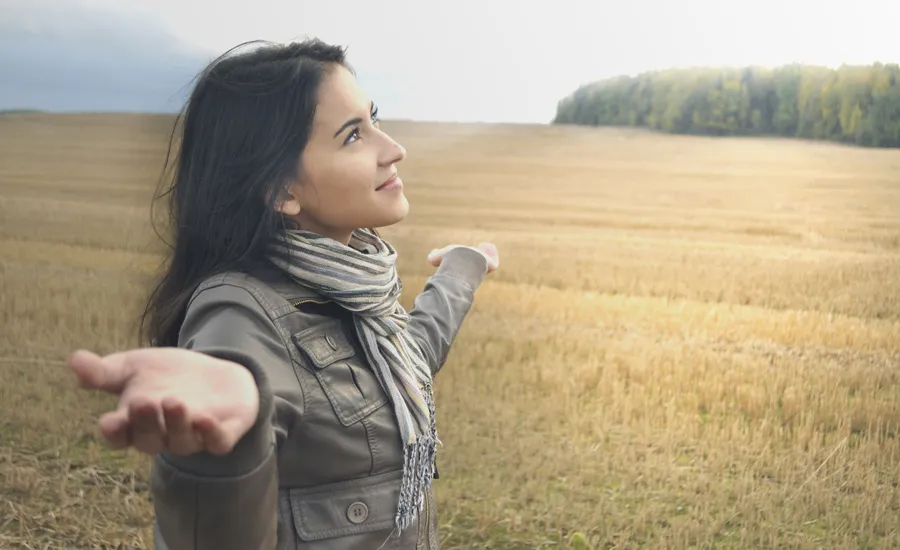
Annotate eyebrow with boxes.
[332,101,375,139]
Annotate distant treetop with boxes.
[553,64,900,148]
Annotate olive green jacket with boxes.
[149,247,488,550]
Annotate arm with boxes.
[150,283,297,550]
[407,246,489,376]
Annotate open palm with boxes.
[68,348,259,457]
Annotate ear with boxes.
[274,181,302,216]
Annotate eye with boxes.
[343,105,379,146]
[344,127,361,145]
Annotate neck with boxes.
[286,214,354,245]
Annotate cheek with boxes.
[329,155,376,200]
[344,155,378,190]
[308,155,378,218]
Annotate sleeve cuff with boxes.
[434,246,489,289]
[157,416,274,478]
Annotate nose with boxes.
[378,128,406,166]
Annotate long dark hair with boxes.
[141,38,349,347]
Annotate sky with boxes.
[7,0,900,123]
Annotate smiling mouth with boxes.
[376,173,402,191]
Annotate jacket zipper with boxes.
[291,298,330,307]
[425,490,436,550]
[417,492,431,550]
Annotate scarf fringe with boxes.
[395,385,439,531]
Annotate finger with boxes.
[98,409,131,449]
[67,349,136,394]
[193,415,236,456]
[428,245,461,266]
[67,350,108,389]
[476,243,500,270]
[162,398,204,456]
[477,243,499,262]
[128,398,166,455]
[426,248,442,266]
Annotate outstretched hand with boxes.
[427,242,500,274]
[67,348,259,457]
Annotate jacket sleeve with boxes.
[149,282,298,550]
[406,246,489,376]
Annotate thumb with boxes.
[476,242,500,269]
[477,242,498,261]
[426,248,444,266]
[67,349,135,394]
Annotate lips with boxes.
[376,173,401,191]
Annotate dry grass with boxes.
[1,113,899,549]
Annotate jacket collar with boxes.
[248,261,326,304]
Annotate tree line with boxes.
[553,64,900,148]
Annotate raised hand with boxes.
[67,348,259,457]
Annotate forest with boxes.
[553,64,900,147]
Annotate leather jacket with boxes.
[149,247,489,549]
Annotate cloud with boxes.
[0,0,209,112]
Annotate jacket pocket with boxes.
[288,470,417,548]
[292,318,388,426]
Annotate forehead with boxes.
[312,65,369,129]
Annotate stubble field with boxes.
[1,113,899,548]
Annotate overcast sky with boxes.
[9,0,900,122]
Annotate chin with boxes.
[373,194,409,228]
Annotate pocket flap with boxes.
[289,470,405,541]
[292,319,355,369]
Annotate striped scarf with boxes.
[267,228,438,532]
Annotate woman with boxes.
[66,38,498,550]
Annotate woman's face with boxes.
[279,64,409,244]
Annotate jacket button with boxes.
[347,502,368,524]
